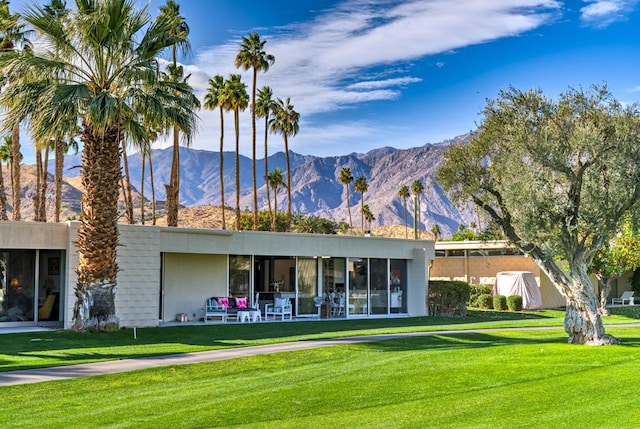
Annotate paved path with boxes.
[2,324,639,387]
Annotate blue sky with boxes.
[11,0,640,162]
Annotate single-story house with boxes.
[431,240,567,308]
[0,221,434,329]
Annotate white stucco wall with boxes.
[4,222,435,328]
[163,253,227,322]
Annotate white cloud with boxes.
[580,0,639,27]
[177,0,563,156]
[347,77,422,90]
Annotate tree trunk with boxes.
[11,123,20,221]
[284,135,292,230]
[234,109,241,231]
[346,186,352,230]
[121,141,134,224]
[251,68,258,231]
[272,188,277,232]
[596,276,612,316]
[0,161,7,220]
[34,149,42,221]
[149,148,156,225]
[72,125,121,331]
[40,143,50,222]
[528,249,619,345]
[264,116,272,227]
[54,137,64,223]
[166,124,180,227]
[403,198,407,238]
[219,109,226,230]
[140,150,146,225]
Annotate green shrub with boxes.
[476,293,493,309]
[428,280,471,317]
[507,295,523,311]
[469,285,493,307]
[493,294,507,311]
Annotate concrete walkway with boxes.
[2,324,638,387]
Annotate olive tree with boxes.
[438,85,640,345]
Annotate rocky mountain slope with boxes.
[4,134,474,236]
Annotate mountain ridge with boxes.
[5,134,472,235]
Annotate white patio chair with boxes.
[612,291,634,306]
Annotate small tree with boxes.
[590,218,640,315]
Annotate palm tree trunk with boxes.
[11,123,21,221]
[403,198,408,238]
[149,148,157,225]
[360,194,365,234]
[72,125,121,331]
[40,144,50,222]
[219,109,226,230]
[166,124,180,227]
[346,188,352,229]
[272,188,277,232]
[284,134,292,229]
[140,149,146,225]
[0,162,7,220]
[121,140,134,224]
[251,68,258,231]
[54,137,64,223]
[264,116,272,224]
[234,109,241,230]
[34,149,42,221]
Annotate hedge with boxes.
[428,280,471,317]
[507,295,523,311]
[493,294,507,311]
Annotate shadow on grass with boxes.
[358,331,640,354]
[0,311,568,372]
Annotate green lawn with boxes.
[1,308,639,372]
[3,326,640,428]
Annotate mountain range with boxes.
[4,134,474,236]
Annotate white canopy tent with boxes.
[492,271,542,310]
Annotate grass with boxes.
[2,308,640,372]
[3,326,640,428]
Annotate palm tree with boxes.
[267,167,284,232]
[0,136,9,220]
[398,185,410,238]
[411,179,424,239]
[362,204,375,232]
[160,62,200,226]
[0,0,198,330]
[54,136,78,223]
[270,97,299,229]
[354,176,368,234]
[158,0,191,228]
[431,223,441,241]
[204,74,229,229]
[225,74,249,230]
[338,167,354,229]
[256,86,276,223]
[0,0,32,221]
[235,32,275,231]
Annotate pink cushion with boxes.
[236,297,247,309]
[217,297,229,309]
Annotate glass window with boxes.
[370,259,388,315]
[390,259,407,313]
[297,258,318,316]
[447,249,466,257]
[0,250,36,323]
[348,258,368,315]
[434,249,446,257]
[229,255,251,298]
